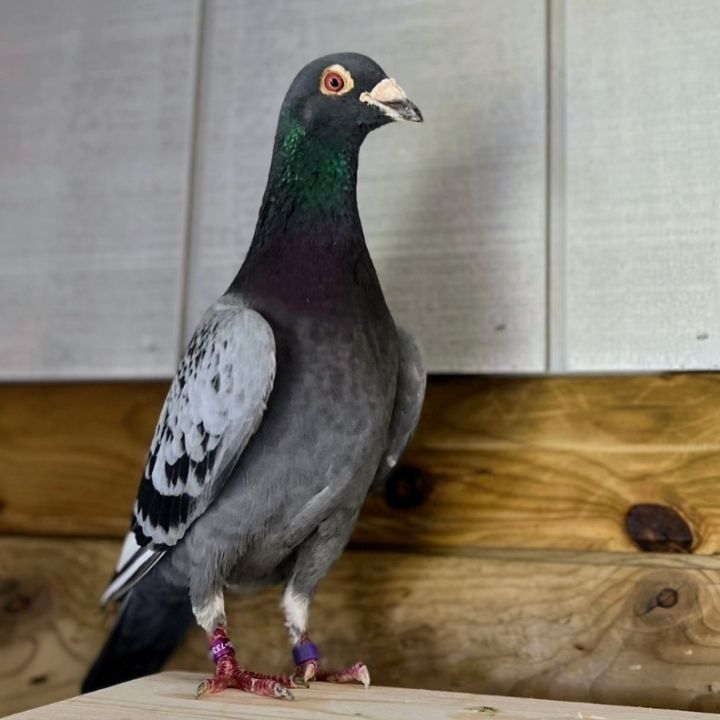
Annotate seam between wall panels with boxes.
[176,0,208,364]
[546,0,567,373]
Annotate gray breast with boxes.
[170,308,399,586]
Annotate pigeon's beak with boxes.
[360,78,423,123]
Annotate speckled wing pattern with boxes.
[371,327,426,491]
[102,298,276,604]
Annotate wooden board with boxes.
[4,672,713,720]
[0,0,200,379]
[186,0,547,372]
[559,0,720,371]
[355,373,720,554]
[4,537,720,715]
[3,375,720,555]
[0,383,167,537]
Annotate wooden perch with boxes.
[3,672,711,720]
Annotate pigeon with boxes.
[82,52,425,701]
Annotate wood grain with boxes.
[356,373,720,554]
[560,0,720,371]
[4,537,720,715]
[4,375,720,554]
[0,0,200,379]
[186,0,547,372]
[0,383,166,537]
[5,672,713,720]
[7,374,720,554]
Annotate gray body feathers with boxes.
[106,285,424,614]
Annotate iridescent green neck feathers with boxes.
[276,117,356,213]
[256,111,362,232]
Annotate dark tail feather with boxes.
[82,573,194,693]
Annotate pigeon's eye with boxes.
[324,72,344,93]
[319,65,354,96]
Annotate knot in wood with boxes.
[656,587,678,609]
[385,465,432,510]
[625,503,694,553]
[3,592,31,614]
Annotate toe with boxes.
[241,673,295,700]
[273,683,295,701]
[195,675,237,698]
[195,667,296,700]
[195,679,211,699]
[320,661,371,687]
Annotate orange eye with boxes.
[323,72,345,93]
[319,65,353,96]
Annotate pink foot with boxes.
[292,637,370,689]
[196,628,294,700]
[195,661,294,700]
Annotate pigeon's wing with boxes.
[371,327,426,491]
[102,298,276,604]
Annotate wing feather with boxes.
[102,297,275,604]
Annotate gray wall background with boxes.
[1,0,718,378]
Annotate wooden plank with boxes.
[355,373,720,554]
[4,672,713,720]
[0,382,166,537]
[0,1,200,379]
[4,375,720,555]
[3,538,720,715]
[186,0,547,372]
[561,1,720,371]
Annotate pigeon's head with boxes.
[279,53,422,142]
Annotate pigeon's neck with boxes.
[229,113,376,306]
[251,113,363,243]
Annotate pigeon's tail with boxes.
[82,573,194,693]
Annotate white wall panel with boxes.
[0,1,200,378]
[562,1,720,371]
[4,2,719,377]
[187,0,547,372]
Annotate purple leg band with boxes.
[211,638,235,663]
[293,641,320,665]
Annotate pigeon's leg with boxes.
[282,584,370,689]
[282,585,318,687]
[193,590,294,700]
[282,512,371,688]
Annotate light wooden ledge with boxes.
[3,672,710,720]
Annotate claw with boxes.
[292,658,317,688]
[356,663,371,689]
[273,684,295,701]
[195,680,210,699]
[292,675,309,689]
[304,660,317,684]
